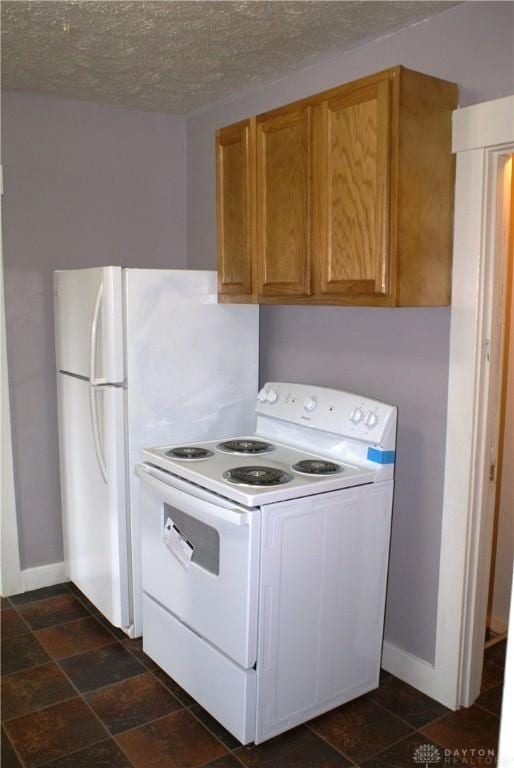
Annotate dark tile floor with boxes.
[1,584,505,767]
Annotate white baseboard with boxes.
[382,640,442,703]
[20,562,68,593]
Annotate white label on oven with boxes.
[163,517,194,570]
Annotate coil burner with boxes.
[165,446,214,460]
[217,439,274,455]
[292,459,342,475]
[223,466,292,486]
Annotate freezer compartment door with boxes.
[255,483,393,744]
[54,266,123,383]
[57,373,129,627]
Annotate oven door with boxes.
[136,464,260,669]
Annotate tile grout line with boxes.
[41,737,133,768]
[3,588,139,768]
[303,723,360,766]
[112,709,189,740]
[42,637,119,664]
[480,677,505,694]
[2,693,80,725]
[63,588,104,618]
[118,639,160,672]
[35,636,132,768]
[306,693,417,747]
[187,705,240,757]
[1,659,57,681]
[303,691,461,766]
[7,586,70,608]
[2,723,28,768]
[363,694,448,732]
[474,701,501,720]
[4,605,34,636]
[62,668,149,699]
[104,699,237,761]
[3,585,506,767]
[13,590,257,764]
[1,611,59,767]
[19,610,99,635]
[110,706,236,768]
[3,584,177,766]
[148,667,197,708]
[202,746,246,768]
[6,597,199,765]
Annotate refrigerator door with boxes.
[54,267,124,383]
[57,372,130,628]
[125,268,259,636]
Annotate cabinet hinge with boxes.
[489,464,496,482]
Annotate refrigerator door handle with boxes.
[89,385,108,483]
[90,281,106,386]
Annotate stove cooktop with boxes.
[142,436,376,506]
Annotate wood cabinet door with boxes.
[313,78,392,299]
[216,120,254,299]
[256,107,311,298]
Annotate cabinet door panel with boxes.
[256,108,311,297]
[315,79,391,298]
[216,121,254,298]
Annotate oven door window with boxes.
[163,503,220,575]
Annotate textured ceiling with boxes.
[2,1,459,115]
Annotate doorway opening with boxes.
[485,156,514,665]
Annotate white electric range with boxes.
[136,382,397,745]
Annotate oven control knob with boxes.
[304,396,317,412]
[267,389,279,404]
[364,411,378,428]
[257,389,268,402]
[349,407,364,423]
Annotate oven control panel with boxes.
[256,382,396,444]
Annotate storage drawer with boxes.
[143,594,256,745]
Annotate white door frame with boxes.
[0,164,23,596]
[433,95,514,709]
[498,565,514,764]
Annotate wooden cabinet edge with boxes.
[218,293,258,304]
[216,118,257,300]
[395,70,458,307]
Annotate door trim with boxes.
[434,94,514,709]
[1,165,22,596]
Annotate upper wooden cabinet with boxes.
[312,79,391,301]
[216,120,254,299]
[216,67,458,306]
[256,106,312,298]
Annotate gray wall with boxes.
[186,1,514,663]
[2,92,187,569]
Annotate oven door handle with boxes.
[135,464,251,526]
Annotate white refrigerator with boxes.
[54,267,258,637]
